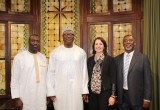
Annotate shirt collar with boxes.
[124,50,134,57]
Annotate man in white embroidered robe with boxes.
[47,27,89,110]
[11,34,47,110]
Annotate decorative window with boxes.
[11,24,29,58]
[0,24,5,58]
[0,23,5,95]
[90,0,109,14]
[113,23,132,56]
[41,0,80,58]
[90,24,109,55]
[0,0,5,11]
[11,0,30,12]
[113,0,132,12]
[0,61,5,95]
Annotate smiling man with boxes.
[115,35,152,110]
[47,27,89,110]
[11,34,47,110]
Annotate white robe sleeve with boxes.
[47,52,56,96]
[10,56,21,99]
[81,52,89,94]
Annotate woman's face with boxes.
[94,39,104,54]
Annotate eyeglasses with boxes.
[63,33,74,37]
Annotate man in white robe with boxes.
[47,27,89,110]
[11,34,47,110]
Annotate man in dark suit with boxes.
[115,35,152,110]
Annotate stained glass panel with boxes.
[0,60,5,95]
[0,0,5,11]
[90,0,109,14]
[90,24,109,56]
[0,22,5,96]
[113,23,132,56]
[11,24,29,58]
[113,0,132,12]
[0,23,5,58]
[41,0,80,58]
[11,0,30,12]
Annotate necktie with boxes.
[123,54,130,89]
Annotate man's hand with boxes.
[14,98,23,109]
[82,94,89,103]
[108,96,116,106]
[143,100,150,108]
[50,96,56,102]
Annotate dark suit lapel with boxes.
[119,54,124,75]
[128,52,137,73]
[89,57,95,77]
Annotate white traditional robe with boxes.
[47,45,89,110]
[11,50,47,110]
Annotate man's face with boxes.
[63,30,74,47]
[123,35,136,53]
[29,35,40,53]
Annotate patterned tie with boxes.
[123,54,130,89]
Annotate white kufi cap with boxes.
[63,26,74,32]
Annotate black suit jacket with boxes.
[115,51,152,106]
[87,55,116,95]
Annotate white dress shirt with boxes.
[123,51,134,90]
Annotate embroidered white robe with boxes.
[47,45,89,110]
[11,50,47,110]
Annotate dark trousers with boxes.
[119,89,148,110]
[89,89,114,110]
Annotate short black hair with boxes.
[123,35,135,41]
[92,37,107,55]
[29,34,39,41]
